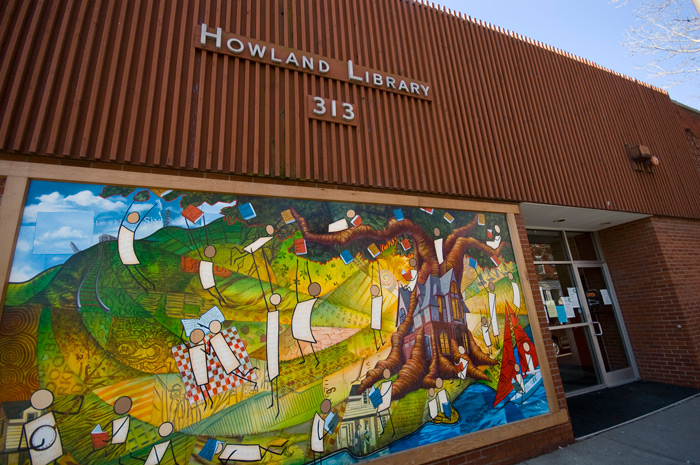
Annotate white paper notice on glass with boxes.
[600,289,612,305]
[562,297,576,318]
[567,287,580,308]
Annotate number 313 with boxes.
[312,97,355,121]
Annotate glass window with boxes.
[566,231,599,261]
[527,230,569,261]
[536,264,587,325]
[450,283,461,321]
[440,332,450,354]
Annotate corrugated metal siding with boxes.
[1,0,699,218]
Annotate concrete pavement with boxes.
[519,394,700,465]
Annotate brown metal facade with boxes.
[1,0,699,218]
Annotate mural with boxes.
[0,180,548,465]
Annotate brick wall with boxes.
[598,216,700,388]
[427,214,574,465]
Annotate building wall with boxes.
[1,0,700,218]
[598,217,700,388]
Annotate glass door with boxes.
[574,265,636,386]
[528,229,637,395]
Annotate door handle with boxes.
[593,321,603,336]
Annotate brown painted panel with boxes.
[1,0,699,218]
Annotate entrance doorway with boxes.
[527,229,637,396]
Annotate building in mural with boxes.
[0,180,546,464]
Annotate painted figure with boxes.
[481,316,493,355]
[208,320,258,387]
[198,245,227,306]
[512,364,526,394]
[291,260,321,365]
[109,396,132,464]
[310,399,332,464]
[132,422,178,465]
[427,378,451,421]
[19,389,83,465]
[370,280,384,351]
[522,342,536,374]
[219,440,288,463]
[455,345,470,379]
[117,204,156,292]
[486,224,502,250]
[267,293,282,416]
[374,369,395,436]
[188,328,214,409]
[509,272,521,309]
[488,282,500,347]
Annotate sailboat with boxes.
[493,302,542,407]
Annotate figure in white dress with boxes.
[218,440,288,464]
[208,320,258,388]
[291,260,321,365]
[188,328,214,409]
[19,389,83,465]
[434,228,445,265]
[375,369,395,436]
[486,224,502,250]
[247,231,282,415]
[513,364,526,394]
[403,257,419,292]
[310,399,332,464]
[481,316,493,356]
[522,342,536,374]
[455,345,470,380]
[132,422,178,465]
[427,378,451,420]
[267,293,282,416]
[117,205,156,292]
[198,245,227,306]
[108,396,132,464]
[370,282,385,351]
[488,282,500,348]
[509,272,521,310]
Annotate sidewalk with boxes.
[519,394,700,465]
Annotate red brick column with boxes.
[598,216,700,388]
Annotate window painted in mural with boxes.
[0,180,547,465]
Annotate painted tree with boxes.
[288,207,506,400]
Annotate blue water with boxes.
[321,382,549,465]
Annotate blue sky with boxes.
[9,181,236,283]
[436,1,699,109]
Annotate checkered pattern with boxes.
[172,327,257,405]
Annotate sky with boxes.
[435,0,700,109]
[9,181,236,283]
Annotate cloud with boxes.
[64,191,127,211]
[10,264,42,283]
[23,190,128,223]
[38,226,88,241]
[15,239,32,252]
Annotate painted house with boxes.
[398,270,470,361]
[0,401,40,465]
[336,384,387,456]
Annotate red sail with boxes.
[493,305,515,407]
